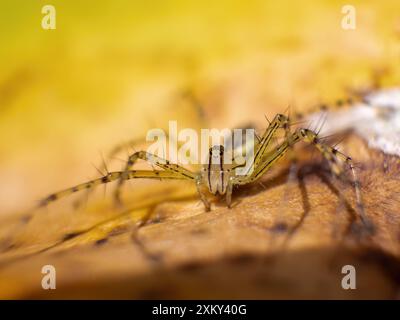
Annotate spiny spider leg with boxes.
[39,170,193,208]
[225,113,291,207]
[101,129,184,172]
[276,111,301,225]
[114,151,196,205]
[233,113,293,181]
[228,128,368,226]
[75,134,170,207]
[73,132,176,209]
[248,114,290,174]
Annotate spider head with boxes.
[209,145,225,165]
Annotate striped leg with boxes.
[232,128,368,225]
[114,151,196,204]
[39,170,193,208]
[241,114,290,176]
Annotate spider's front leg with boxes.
[250,113,290,173]
[234,127,369,227]
[195,176,211,211]
[114,151,196,205]
[225,176,235,208]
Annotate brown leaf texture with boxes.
[0,134,400,299]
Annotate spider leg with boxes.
[275,113,301,226]
[275,107,328,225]
[102,88,208,173]
[195,176,211,211]
[102,129,180,172]
[38,170,193,208]
[73,131,173,209]
[114,151,196,204]
[226,114,291,207]
[247,114,290,175]
[232,128,368,226]
[17,170,189,241]
[103,138,144,170]
[226,177,234,208]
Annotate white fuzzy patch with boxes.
[307,88,400,156]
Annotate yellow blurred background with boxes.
[0,0,399,216]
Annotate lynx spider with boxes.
[37,113,368,225]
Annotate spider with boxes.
[37,113,368,226]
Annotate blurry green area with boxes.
[0,0,399,214]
